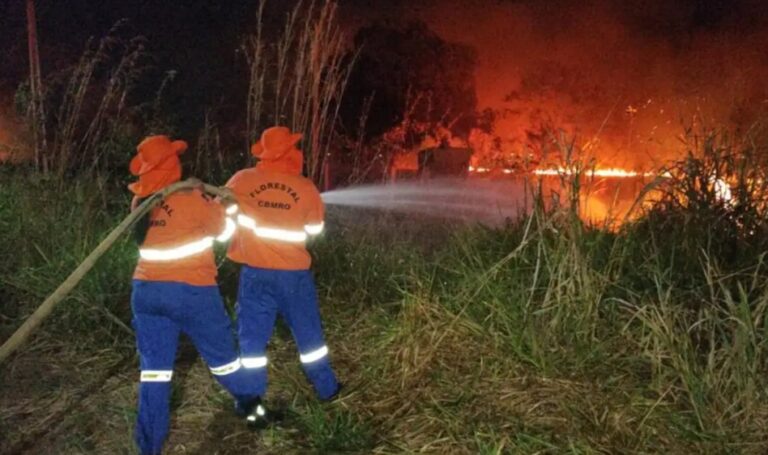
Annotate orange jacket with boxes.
[133,189,228,286]
[226,167,324,270]
[226,127,324,270]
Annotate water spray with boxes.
[320,177,531,225]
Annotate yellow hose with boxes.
[0,179,231,364]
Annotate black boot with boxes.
[235,396,278,429]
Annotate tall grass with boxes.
[243,0,356,186]
[310,126,768,452]
[190,110,229,184]
[14,23,147,180]
[3,126,768,452]
[0,171,135,344]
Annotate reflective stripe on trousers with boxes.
[236,266,339,399]
[299,345,329,364]
[140,370,173,382]
[241,356,268,369]
[209,358,241,375]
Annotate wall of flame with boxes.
[342,0,768,169]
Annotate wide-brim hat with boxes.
[128,135,187,197]
[251,126,303,161]
[130,135,188,176]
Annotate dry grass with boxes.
[40,23,146,178]
[4,128,768,453]
[243,0,356,186]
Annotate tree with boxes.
[341,21,478,139]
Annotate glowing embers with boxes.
[139,236,215,261]
[140,370,173,382]
[299,345,329,364]
[241,356,268,368]
[209,358,242,376]
[237,214,310,243]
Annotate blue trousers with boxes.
[131,280,259,455]
[236,266,339,400]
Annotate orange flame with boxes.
[531,167,657,178]
[468,165,660,178]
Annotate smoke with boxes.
[340,0,768,167]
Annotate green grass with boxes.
[0,170,136,348]
[3,134,768,453]
[298,402,374,452]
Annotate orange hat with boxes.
[250,126,303,161]
[128,135,188,197]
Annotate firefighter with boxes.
[226,126,341,410]
[128,135,262,455]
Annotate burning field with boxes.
[5,140,768,452]
[347,0,768,198]
[3,0,768,453]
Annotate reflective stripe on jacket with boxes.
[133,189,229,286]
[226,168,324,270]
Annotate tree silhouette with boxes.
[341,20,477,139]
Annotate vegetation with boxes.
[341,20,478,138]
[3,128,768,453]
[3,2,768,453]
[243,0,355,186]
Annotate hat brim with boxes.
[129,155,143,176]
[172,140,188,154]
[251,142,264,158]
[288,132,303,145]
[251,133,303,158]
[127,180,143,194]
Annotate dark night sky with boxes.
[2,0,765,92]
[1,0,767,163]
[1,1,273,131]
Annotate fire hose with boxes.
[0,178,230,364]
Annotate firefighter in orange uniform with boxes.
[226,126,341,408]
[128,135,262,455]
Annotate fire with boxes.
[712,178,733,203]
[468,165,658,178]
[463,164,739,229]
[532,167,657,178]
